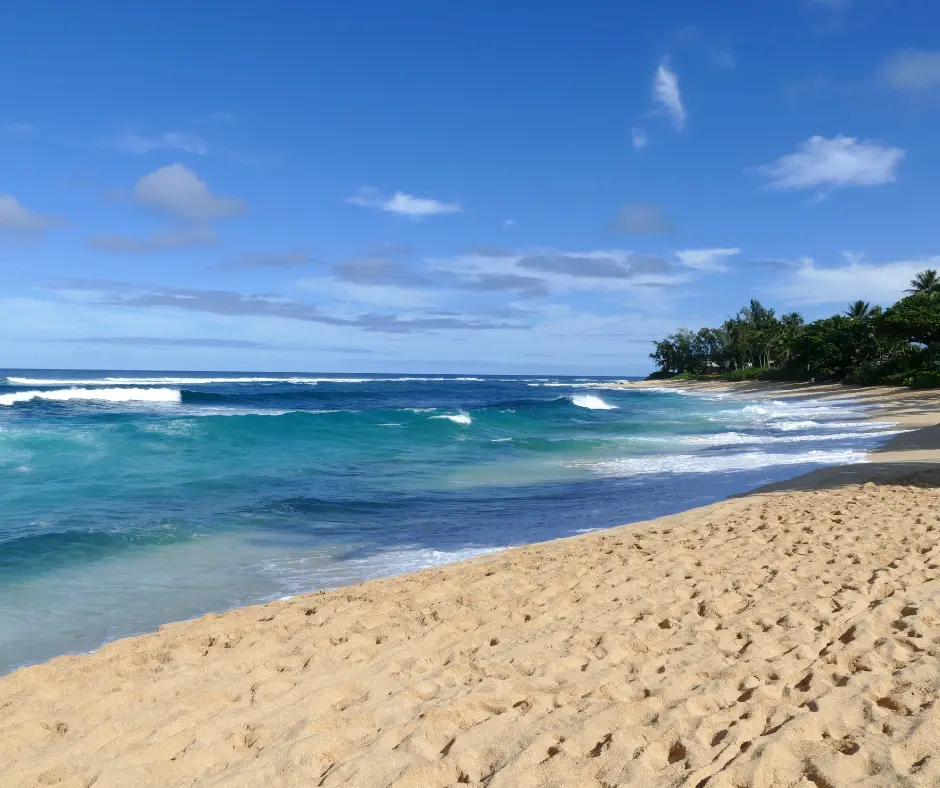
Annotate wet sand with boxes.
[3,384,940,787]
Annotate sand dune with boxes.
[4,385,940,787]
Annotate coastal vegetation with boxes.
[648,269,940,387]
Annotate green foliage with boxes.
[878,293,940,347]
[720,368,764,381]
[904,370,940,389]
[648,272,940,387]
[906,269,940,298]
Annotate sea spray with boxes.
[570,394,617,410]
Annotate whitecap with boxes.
[681,429,905,448]
[430,413,472,425]
[570,394,617,410]
[570,448,866,476]
[0,388,182,407]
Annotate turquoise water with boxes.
[0,370,900,673]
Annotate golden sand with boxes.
[3,385,940,788]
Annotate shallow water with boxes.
[0,370,898,673]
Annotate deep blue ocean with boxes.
[0,370,902,673]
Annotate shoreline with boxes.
[3,381,940,786]
[617,379,940,489]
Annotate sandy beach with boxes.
[3,383,940,788]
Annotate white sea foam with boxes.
[6,376,323,386]
[263,544,506,596]
[572,448,866,477]
[681,429,905,448]
[570,394,617,410]
[431,413,472,425]
[767,419,821,431]
[0,388,182,407]
[4,375,487,387]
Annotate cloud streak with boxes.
[675,248,740,272]
[346,186,461,218]
[768,256,940,305]
[756,135,904,194]
[50,280,522,334]
[653,64,686,130]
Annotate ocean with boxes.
[0,370,902,674]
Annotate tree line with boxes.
[649,269,940,387]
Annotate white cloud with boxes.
[675,248,740,272]
[631,127,648,149]
[298,278,439,310]
[108,132,208,155]
[429,248,687,295]
[879,49,940,92]
[133,163,244,222]
[757,135,904,193]
[346,186,461,218]
[0,194,61,231]
[653,64,686,130]
[769,256,940,306]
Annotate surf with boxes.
[0,387,182,406]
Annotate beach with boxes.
[3,383,940,787]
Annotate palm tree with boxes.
[845,300,872,320]
[907,269,940,297]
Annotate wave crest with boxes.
[430,412,472,425]
[571,448,866,476]
[0,388,182,406]
[570,394,617,410]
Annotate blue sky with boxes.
[1,0,939,374]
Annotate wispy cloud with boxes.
[346,186,461,218]
[608,203,674,235]
[756,135,904,194]
[879,49,940,92]
[675,248,740,272]
[0,194,62,232]
[133,163,244,222]
[769,256,939,306]
[87,227,217,253]
[106,132,208,155]
[50,279,521,334]
[518,253,673,280]
[653,64,687,130]
[60,336,271,348]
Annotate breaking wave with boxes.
[570,394,617,410]
[0,388,182,407]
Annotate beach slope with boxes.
[3,385,940,787]
[3,476,940,786]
